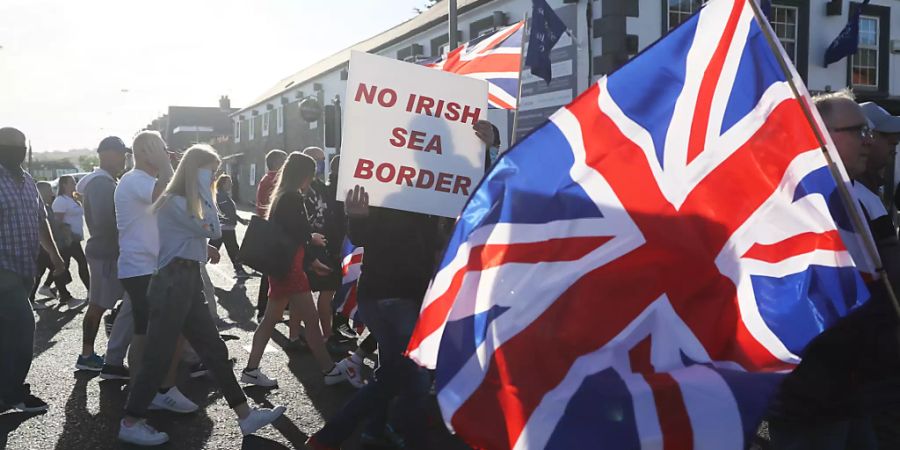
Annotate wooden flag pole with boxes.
[747,0,900,317]
[511,14,529,146]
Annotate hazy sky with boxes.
[0,0,428,152]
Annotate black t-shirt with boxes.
[348,207,439,302]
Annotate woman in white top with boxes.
[52,175,90,298]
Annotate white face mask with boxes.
[197,169,214,204]
[197,169,213,189]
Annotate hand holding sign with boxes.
[345,185,370,218]
[338,51,488,218]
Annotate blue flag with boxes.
[824,0,870,67]
[525,0,567,84]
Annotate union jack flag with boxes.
[428,21,525,110]
[332,238,365,331]
[407,1,874,448]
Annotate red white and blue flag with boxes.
[427,21,525,110]
[407,1,874,448]
[333,238,365,331]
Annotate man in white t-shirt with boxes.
[114,131,197,413]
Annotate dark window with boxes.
[849,2,890,94]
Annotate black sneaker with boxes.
[189,363,208,379]
[99,364,130,380]
[12,386,48,414]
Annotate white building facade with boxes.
[228,0,899,197]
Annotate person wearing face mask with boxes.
[0,127,66,414]
[118,144,285,446]
[74,136,131,373]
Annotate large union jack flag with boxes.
[427,21,525,110]
[407,1,874,448]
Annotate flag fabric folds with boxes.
[824,0,871,67]
[407,0,871,449]
[332,238,365,331]
[427,21,525,110]
[525,0,567,84]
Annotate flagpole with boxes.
[511,15,529,146]
[747,0,900,318]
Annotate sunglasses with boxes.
[831,124,874,140]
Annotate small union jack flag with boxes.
[332,238,365,331]
[407,0,874,448]
[428,21,525,110]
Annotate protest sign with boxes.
[338,50,488,218]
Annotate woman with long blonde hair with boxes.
[241,151,350,388]
[118,145,284,447]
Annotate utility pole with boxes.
[449,0,458,50]
[27,140,32,173]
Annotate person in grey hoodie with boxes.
[74,136,132,373]
[118,144,285,447]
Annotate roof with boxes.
[233,0,492,116]
[168,105,238,135]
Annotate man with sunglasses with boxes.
[0,127,66,413]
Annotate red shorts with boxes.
[268,247,311,298]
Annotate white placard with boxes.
[338,51,488,218]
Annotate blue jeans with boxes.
[316,297,431,448]
[0,269,35,405]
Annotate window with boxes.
[852,16,879,88]
[262,111,270,137]
[249,117,255,140]
[249,163,257,186]
[667,0,707,31]
[233,119,241,143]
[276,106,284,134]
[770,6,798,64]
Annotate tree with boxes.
[78,154,99,172]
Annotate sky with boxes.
[0,0,428,152]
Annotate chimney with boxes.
[219,95,231,109]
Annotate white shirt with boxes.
[852,181,888,221]
[115,169,160,278]
[51,195,84,238]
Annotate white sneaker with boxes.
[148,387,198,413]
[241,368,277,388]
[118,419,169,446]
[37,286,55,299]
[239,405,286,436]
[333,358,365,388]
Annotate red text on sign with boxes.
[353,83,482,126]
[354,158,471,196]
[390,128,442,154]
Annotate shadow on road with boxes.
[214,279,259,333]
[33,303,85,359]
[241,434,291,449]
[0,410,45,449]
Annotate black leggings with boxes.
[41,240,90,297]
[209,229,241,270]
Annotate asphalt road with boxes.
[1,213,470,450]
